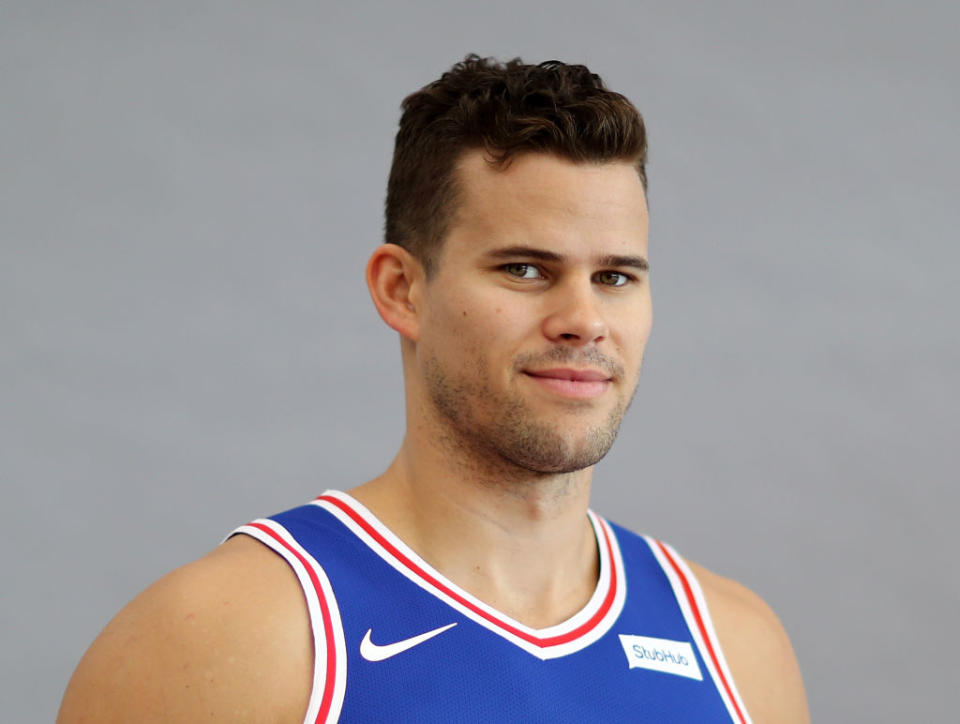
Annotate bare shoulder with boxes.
[58,535,312,723]
[685,560,810,724]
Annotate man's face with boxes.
[414,150,652,474]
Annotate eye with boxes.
[595,270,631,287]
[502,263,544,280]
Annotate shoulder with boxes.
[58,535,312,723]
[686,559,810,724]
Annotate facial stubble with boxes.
[423,351,636,476]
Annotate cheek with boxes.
[421,272,545,360]
[613,301,653,361]
[472,301,538,369]
[422,295,488,363]
[441,285,531,339]
[447,303,534,379]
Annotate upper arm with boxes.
[57,536,313,723]
[688,561,810,724]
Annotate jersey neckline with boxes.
[312,489,627,660]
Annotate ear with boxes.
[366,243,425,341]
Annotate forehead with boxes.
[445,150,649,259]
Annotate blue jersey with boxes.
[231,491,751,723]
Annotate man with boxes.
[59,56,809,722]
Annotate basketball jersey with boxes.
[230,490,752,723]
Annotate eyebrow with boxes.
[484,245,649,271]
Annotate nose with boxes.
[541,277,608,345]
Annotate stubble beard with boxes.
[423,352,636,477]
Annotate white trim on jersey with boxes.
[644,536,753,724]
[314,490,627,661]
[233,520,348,724]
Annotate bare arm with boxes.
[689,561,810,724]
[58,536,313,723]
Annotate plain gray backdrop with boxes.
[3,1,957,721]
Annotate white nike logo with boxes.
[359,622,457,662]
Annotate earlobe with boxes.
[366,244,422,341]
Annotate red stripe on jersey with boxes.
[655,540,748,724]
[250,522,337,724]
[318,494,617,649]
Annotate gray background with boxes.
[3,1,957,721]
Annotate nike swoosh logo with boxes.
[359,622,457,662]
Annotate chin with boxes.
[494,425,620,475]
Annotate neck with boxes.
[350,400,599,628]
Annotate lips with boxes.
[522,368,613,399]
[524,368,612,382]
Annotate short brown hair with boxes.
[384,54,648,274]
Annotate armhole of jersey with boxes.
[644,537,753,724]
[230,520,347,724]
